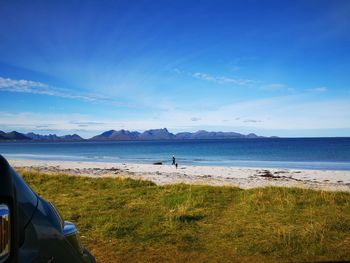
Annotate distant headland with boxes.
[0,128,276,141]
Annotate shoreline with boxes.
[9,158,350,192]
[5,156,350,171]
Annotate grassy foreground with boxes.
[20,169,350,263]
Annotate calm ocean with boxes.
[1,138,350,170]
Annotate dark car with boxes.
[0,155,95,263]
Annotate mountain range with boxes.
[91,128,263,140]
[0,131,83,141]
[25,132,83,141]
[0,128,269,141]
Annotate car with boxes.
[0,155,95,263]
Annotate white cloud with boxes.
[0,77,48,91]
[0,76,110,102]
[193,72,215,81]
[189,71,293,93]
[176,69,296,93]
[192,72,254,86]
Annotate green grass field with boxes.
[20,169,350,262]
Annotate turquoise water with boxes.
[1,138,350,170]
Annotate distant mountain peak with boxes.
[140,128,175,140]
[91,129,141,140]
[0,130,30,140]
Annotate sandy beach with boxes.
[9,159,350,191]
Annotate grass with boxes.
[19,169,350,262]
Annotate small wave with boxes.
[4,153,86,160]
[3,153,123,163]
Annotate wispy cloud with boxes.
[0,77,48,91]
[190,117,201,122]
[193,72,254,86]
[243,119,263,123]
[0,76,126,104]
[174,68,298,94]
[0,76,174,110]
[176,69,295,93]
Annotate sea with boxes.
[1,138,350,170]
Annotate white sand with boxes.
[9,159,350,191]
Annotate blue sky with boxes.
[0,0,349,138]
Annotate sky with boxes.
[0,0,349,138]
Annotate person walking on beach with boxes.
[172,155,176,165]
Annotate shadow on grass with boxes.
[177,214,205,223]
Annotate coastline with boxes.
[9,159,350,192]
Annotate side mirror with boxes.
[0,204,10,262]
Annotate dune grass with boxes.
[19,169,350,262]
